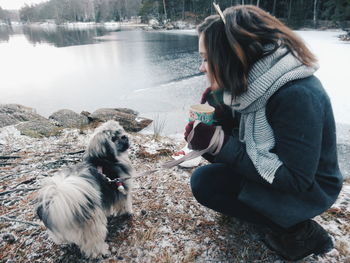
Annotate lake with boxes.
[0,25,349,135]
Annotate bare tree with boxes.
[313,0,318,27]
[287,0,292,20]
[163,0,167,20]
[272,0,277,15]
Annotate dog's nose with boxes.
[121,135,129,145]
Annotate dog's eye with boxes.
[121,135,127,140]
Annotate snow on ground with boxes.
[295,30,350,125]
[0,124,349,263]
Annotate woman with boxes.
[184,5,343,261]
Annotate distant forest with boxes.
[0,0,349,29]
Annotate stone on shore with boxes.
[15,120,62,138]
[88,108,152,132]
[49,109,89,128]
[0,104,47,128]
[0,104,153,137]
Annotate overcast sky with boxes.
[0,0,47,10]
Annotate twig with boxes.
[1,174,16,180]
[67,150,85,155]
[0,162,15,166]
[14,177,36,188]
[0,216,40,226]
[0,187,39,196]
[0,206,25,217]
[0,156,21,159]
[1,170,31,180]
[15,228,41,256]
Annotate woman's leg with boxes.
[191,163,333,260]
[190,163,285,231]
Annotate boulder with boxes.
[15,120,61,138]
[49,109,89,128]
[165,23,175,30]
[0,104,46,128]
[148,19,159,27]
[88,108,152,132]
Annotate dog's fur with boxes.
[36,121,133,257]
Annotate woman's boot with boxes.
[263,219,333,261]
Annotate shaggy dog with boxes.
[36,120,133,257]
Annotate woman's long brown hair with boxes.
[197,5,317,98]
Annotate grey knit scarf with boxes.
[224,47,318,184]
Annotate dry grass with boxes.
[1,130,349,263]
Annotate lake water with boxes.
[0,26,349,135]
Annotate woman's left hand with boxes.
[184,121,217,151]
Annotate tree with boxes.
[313,0,318,27]
[163,0,167,20]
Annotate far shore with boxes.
[1,20,347,34]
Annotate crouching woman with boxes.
[185,5,343,261]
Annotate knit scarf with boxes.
[224,47,318,184]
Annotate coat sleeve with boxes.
[214,83,324,194]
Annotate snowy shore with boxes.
[0,118,349,262]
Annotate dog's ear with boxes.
[84,131,118,162]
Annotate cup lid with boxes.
[190,104,215,113]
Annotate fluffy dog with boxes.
[36,120,133,257]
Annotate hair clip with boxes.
[213,2,226,25]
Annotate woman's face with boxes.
[198,34,220,90]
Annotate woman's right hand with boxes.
[200,87,223,107]
[200,87,212,104]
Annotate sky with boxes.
[0,0,47,10]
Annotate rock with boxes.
[89,108,152,132]
[15,120,62,138]
[49,109,89,128]
[165,23,175,30]
[0,104,46,128]
[2,233,16,244]
[141,210,147,216]
[80,111,91,118]
[148,19,159,27]
[173,21,186,29]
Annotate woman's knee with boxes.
[190,164,228,205]
[190,165,212,204]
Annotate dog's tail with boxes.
[36,167,102,234]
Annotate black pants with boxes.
[190,163,290,232]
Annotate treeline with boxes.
[19,0,142,23]
[0,0,349,28]
[141,0,349,28]
[0,7,19,23]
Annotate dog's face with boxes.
[107,128,129,152]
[85,121,130,162]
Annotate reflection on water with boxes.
[22,26,112,47]
[0,25,119,47]
[1,27,349,133]
[0,27,11,42]
[0,26,202,128]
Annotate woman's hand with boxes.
[184,121,217,151]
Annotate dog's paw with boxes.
[101,243,111,258]
[125,208,133,216]
[123,212,133,220]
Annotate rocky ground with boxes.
[1,121,350,263]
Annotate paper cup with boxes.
[189,104,215,125]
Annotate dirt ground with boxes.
[1,127,349,263]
